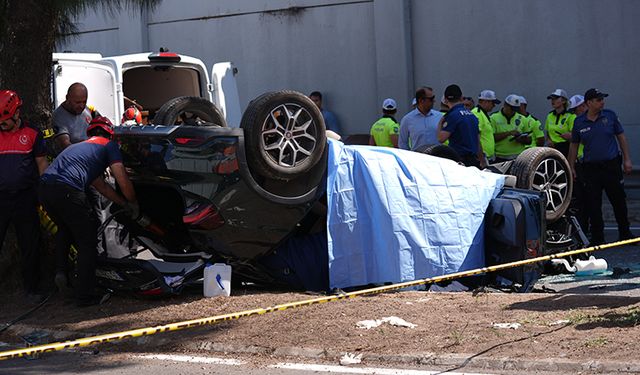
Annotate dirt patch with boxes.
[1,288,640,363]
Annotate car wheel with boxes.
[415,144,461,163]
[241,90,327,181]
[510,147,572,222]
[154,96,227,127]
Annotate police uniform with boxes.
[0,120,46,294]
[545,110,573,156]
[571,109,631,244]
[369,115,399,147]
[39,136,122,301]
[490,110,531,160]
[523,113,543,149]
[472,106,494,161]
[441,103,481,167]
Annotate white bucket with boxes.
[203,263,232,297]
[574,256,608,276]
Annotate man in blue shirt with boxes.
[309,91,341,134]
[568,88,635,245]
[399,87,443,151]
[39,117,140,306]
[437,84,484,168]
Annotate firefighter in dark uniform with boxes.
[39,117,140,306]
[568,89,635,245]
[0,90,49,302]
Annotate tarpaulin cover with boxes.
[326,140,505,289]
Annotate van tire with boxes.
[415,144,461,163]
[509,147,572,222]
[241,90,326,181]
[154,96,227,127]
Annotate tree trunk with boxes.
[0,0,57,129]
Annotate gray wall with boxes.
[60,0,640,161]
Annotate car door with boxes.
[52,58,119,124]
[211,62,241,128]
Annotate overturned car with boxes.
[96,91,582,295]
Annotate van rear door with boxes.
[211,62,241,127]
[52,58,119,124]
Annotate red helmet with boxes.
[86,116,115,137]
[0,90,23,122]
[121,106,142,125]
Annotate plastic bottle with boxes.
[574,256,608,276]
[203,263,232,297]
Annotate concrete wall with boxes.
[59,0,640,160]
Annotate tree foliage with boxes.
[0,0,159,127]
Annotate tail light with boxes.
[183,203,225,230]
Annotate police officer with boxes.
[369,98,399,148]
[0,90,49,302]
[568,88,635,245]
[544,89,572,157]
[39,117,140,306]
[490,95,531,162]
[437,84,484,168]
[517,96,544,148]
[567,94,588,233]
[472,90,500,163]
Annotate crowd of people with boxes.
[0,83,635,305]
[0,83,141,306]
[365,85,635,246]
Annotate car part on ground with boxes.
[241,90,327,181]
[154,96,227,127]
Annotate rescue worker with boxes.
[369,98,399,147]
[437,84,484,168]
[568,89,635,245]
[0,90,49,302]
[121,106,143,125]
[490,95,531,162]
[39,117,140,306]
[544,88,572,157]
[517,96,544,148]
[472,90,500,163]
[399,87,442,151]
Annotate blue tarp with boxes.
[326,140,505,289]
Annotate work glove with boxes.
[122,201,140,220]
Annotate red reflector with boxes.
[174,137,204,145]
[139,287,163,296]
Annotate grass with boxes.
[584,337,608,348]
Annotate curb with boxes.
[5,324,640,373]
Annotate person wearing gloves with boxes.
[39,117,140,306]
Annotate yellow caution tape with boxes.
[1,237,638,361]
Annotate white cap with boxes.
[547,88,568,100]
[411,98,417,106]
[441,94,447,104]
[504,94,521,107]
[568,95,585,110]
[519,95,527,105]
[382,98,397,111]
[478,90,501,104]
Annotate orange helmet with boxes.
[87,116,115,137]
[121,106,142,125]
[0,90,23,122]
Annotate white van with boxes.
[51,51,242,127]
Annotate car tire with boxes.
[509,147,572,222]
[415,144,461,163]
[154,96,227,127]
[241,90,327,181]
